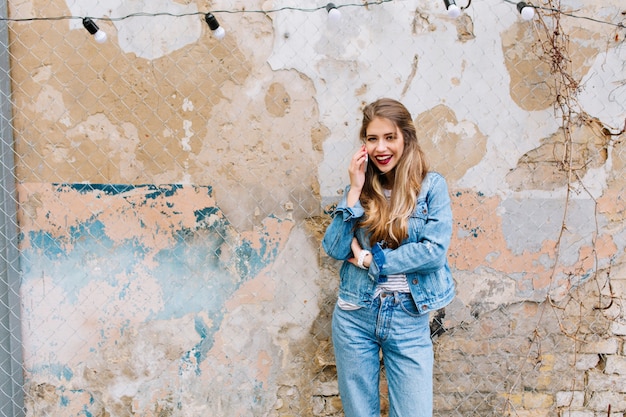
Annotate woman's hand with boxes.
[348,237,371,269]
[346,145,368,207]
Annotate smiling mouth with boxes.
[375,156,392,165]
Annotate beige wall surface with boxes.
[6,0,626,415]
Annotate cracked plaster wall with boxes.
[7,0,626,415]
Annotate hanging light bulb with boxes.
[205,13,226,40]
[516,2,535,20]
[325,3,342,24]
[443,0,461,18]
[82,18,107,43]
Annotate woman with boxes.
[322,98,455,417]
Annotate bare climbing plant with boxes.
[534,0,626,327]
[503,1,626,414]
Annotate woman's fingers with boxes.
[351,237,362,254]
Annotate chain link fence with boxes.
[1,0,626,416]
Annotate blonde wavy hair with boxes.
[358,98,429,248]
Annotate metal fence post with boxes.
[0,0,25,415]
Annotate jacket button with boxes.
[412,279,418,285]
[422,305,428,310]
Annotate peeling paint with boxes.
[7,0,626,415]
[18,181,311,415]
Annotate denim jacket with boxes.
[322,171,455,314]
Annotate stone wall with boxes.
[6,0,626,415]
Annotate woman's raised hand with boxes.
[346,145,368,207]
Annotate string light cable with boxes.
[0,1,623,34]
[503,0,626,28]
[0,2,393,24]
[0,2,395,41]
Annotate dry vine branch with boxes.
[504,0,623,414]
[532,0,615,320]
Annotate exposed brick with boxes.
[435,392,501,414]
[556,391,585,408]
[579,337,620,354]
[558,411,594,417]
[523,392,554,408]
[576,354,600,370]
[504,392,554,408]
[431,276,626,417]
[312,380,339,397]
[605,355,626,375]
[587,369,626,392]
[312,396,325,416]
[512,410,554,417]
[587,391,626,412]
[610,321,626,336]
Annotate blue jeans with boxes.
[332,292,433,417]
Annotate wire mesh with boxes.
[0,0,625,416]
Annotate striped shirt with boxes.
[337,189,410,310]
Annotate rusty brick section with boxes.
[295,254,625,417]
[434,269,626,417]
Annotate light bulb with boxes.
[517,2,535,20]
[213,26,226,40]
[205,13,226,40]
[447,4,461,18]
[443,0,461,18]
[326,3,342,23]
[82,18,107,43]
[93,30,108,44]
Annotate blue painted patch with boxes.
[21,184,290,380]
[67,220,113,247]
[144,184,183,200]
[27,230,66,259]
[178,315,218,375]
[59,183,146,196]
[29,363,74,381]
[194,207,220,223]
[23,220,149,303]
[80,405,94,417]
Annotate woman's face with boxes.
[364,117,405,175]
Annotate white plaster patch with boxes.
[65,0,201,60]
[182,98,194,112]
[447,120,478,137]
[32,65,52,83]
[578,165,609,200]
[28,85,67,122]
[453,268,519,313]
[65,115,143,180]
[182,120,193,151]
[180,160,191,184]
[267,1,545,198]
[68,113,119,142]
[59,116,72,127]
[6,0,34,19]
[579,44,626,129]
[20,271,164,366]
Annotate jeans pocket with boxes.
[398,295,422,317]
